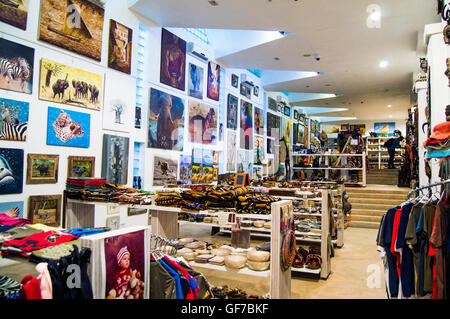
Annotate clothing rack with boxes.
[406,179,450,199]
[150,234,178,255]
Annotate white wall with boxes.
[0,0,264,225]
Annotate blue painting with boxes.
[374,122,395,137]
[188,63,203,99]
[0,148,23,195]
[46,106,90,148]
[0,97,29,141]
[148,87,184,151]
[0,201,24,218]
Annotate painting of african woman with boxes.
[207,61,220,101]
[147,87,184,151]
[160,28,186,91]
[188,100,217,145]
[39,0,105,61]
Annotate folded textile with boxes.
[0,225,43,243]
[61,228,107,237]
[423,121,450,147]
[0,275,21,299]
[0,213,31,227]
[425,149,450,159]
[1,231,78,255]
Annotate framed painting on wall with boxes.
[188,100,217,145]
[254,136,264,165]
[160,28,186,91]
[105,215,120,231]
[207,61,220,101]
[240,83,251,99]
[0,0,28,30]
[0,38,34,94]
[188,63,203,99]
[267,112,280,140]
[152,156,177,186]
[268,97,277,112]
[240,100,253,150]
[38,0,105,61]
[284,105,291,117]
[0,148,23,195]
[374,122,395,136]
[254,107,264,136]
[47,107,91,148]
[227,94,238,130]
[28,195,62,227]
[0,97,29,141]
[68,156,95,178]
[148,87,185,151]
[26,154,59,184]
[101,134,130,185]
[108,19,133,74]
[254,86,259,97]
[237,150,252,176]
[227,130,237,172]
[0,201,24,219]
[179,155,192,184]
[39,58,103,111]
[267,138,274,154]
[231,74,238,88]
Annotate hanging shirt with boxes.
[405,203,423,296]
[157,258,183,299]
[383,207,401,298]
[416,203,436,295]
[150,261,177,299]
[164,256,199,299]
[162,257,191,298]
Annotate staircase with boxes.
[366,169,399,185]
[345,186,410,229]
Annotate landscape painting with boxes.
[0,97,29,141]
[39,0,105,61]
[68,156,95,178]
[39,58,103,111]
[27,153,59,184]
[153,156,177,186]
[28,195,61,227]
[0,148,23,195]
[240,100,253,150]
[160,28,186,91]
[148,87,184,151]
[47,106,91,148]
[188,63,203,99]
[0,0,28,30]
[188,100,217,145]
[108,19,133,74]
[0,38,34,94]
[374,122,395,136]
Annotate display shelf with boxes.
[188,261,270,278]
[291,266,321,275]
[292,153,365,157]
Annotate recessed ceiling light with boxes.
[370,11,381,21]
[387,104,392,108]
[379,60,388,68]
[389,115,393,118]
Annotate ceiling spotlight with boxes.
[369,11,381,21]
[389,115,393,118]
[208,0,219,6]
[274,57,280,61]
[387,104,392,108]
[379,60,388,68]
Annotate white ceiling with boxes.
[129,0,441,122]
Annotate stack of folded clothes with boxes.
[65,183,154,205]
[0,213,31,227]
[66,177,107,190]
[235,194,280,215]
[423,121,450,160]
[154,189,183,207]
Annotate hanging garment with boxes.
[416,203,436,295]
[178,259,213,299]
[405,203,424,296]
[382,207,401,298]
[150,261,177,299]
[430,198,449,299]
[156,258,183,299]
[46,245,93,299]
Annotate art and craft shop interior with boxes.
[0,0,449,302]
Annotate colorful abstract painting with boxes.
[160,28,186,91]
[0,38,34,94]
[148,87,185,151]
[47,107,90,148]
[39,0,105,61]
[0,97,29,141]
[39,58,103,111]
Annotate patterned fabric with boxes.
[0,275,21,299]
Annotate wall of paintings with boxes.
[0,0,269,226]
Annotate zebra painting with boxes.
[0,122,27,141]
[0,97,29,141]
